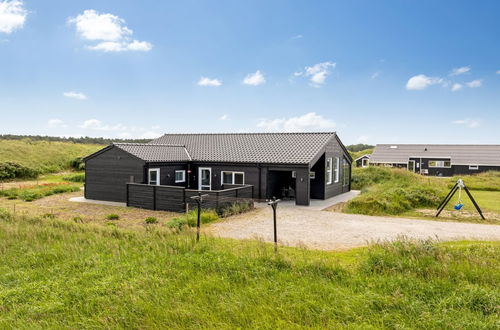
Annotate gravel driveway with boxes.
[208,207,500,250]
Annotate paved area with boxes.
[69,197,127,207]
[256,190,361,210]
[209,207,500,250]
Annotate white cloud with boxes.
[63,91,87,100]
[450,66,470,76]
[68,9,152,52]
[370,71,382,80]
[452,118,481,128]
[451,83,463,92]
[466,79,482,88]
[197,77,222,87]
[257,112,336,132]
[291,34,303,39]
[0,0,27,34]
[219,114,229,121]
[357,135,369,143]
[79,119,127,131]
[406,74,444,90]
[295,62,336,87]
[243,70,266,86]
[47,119,68,128]
[140,131,162,139]
[496,70,500,75]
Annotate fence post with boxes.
[126,184,129,207]
[215,191,219,212]
[153,185,157,210]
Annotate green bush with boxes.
[0,162,39,180]
[351,166,393,190]
[63,173,85,182]
[219,200,254,217]
[169,210,219,229]
[106,214,120,220]
[69,157,85,171]
[145,217,158,224]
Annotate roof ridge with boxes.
[114,143,186,147]
[155,132,336,136]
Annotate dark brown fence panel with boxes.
[128,184,154,209]
[156,186,185,212]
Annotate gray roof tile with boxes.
[146,132,337,164]
[113,143,191,162]
[370,144,500,166]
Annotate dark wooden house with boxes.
[84,132,352,206]
[369,144,500,176]
[355,154,370,167]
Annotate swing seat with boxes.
[454,203,464,210]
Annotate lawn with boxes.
[345,167,500,224]
[0,210,498,328]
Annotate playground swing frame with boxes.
[435,179,485,220]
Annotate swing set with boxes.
[435,179,485,220]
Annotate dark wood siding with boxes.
[310,154,325,199]
[85,147,144,202]
[324,137,352,199]
[146,163,188,187]
[452,165,500,175]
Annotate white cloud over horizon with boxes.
[0,0,27,34]
[449,66,470,76]
[197,77,222,87]
[63,91,87,100]
[452,118,481,128]
[257,112,336,132]
[451,83,463,92]
[295,61,336,87]
[68,9,152,52]
[47,118,68,128]
[243,70,266,86]
[219,114,229,120]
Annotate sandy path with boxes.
[208,207,500,250]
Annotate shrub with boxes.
[0,162,39,180]
[63,173,85,182]
[145,217,158,224]
[169,210,219,229]
[0,183,80,202]
[106,214,120,220]
[69,157,85,171]
[167,218,188,231]
[219,200,254,217]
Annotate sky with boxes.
[0,0,499,145]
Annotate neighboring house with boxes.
[84,132,352,206]
[369,144,500,176]
[355,154,370,167]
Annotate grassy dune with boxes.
[0,211,498,328]
[0,139,100,175]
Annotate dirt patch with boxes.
[415,208,500,225]
[0,191,179,229]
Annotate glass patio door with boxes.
[199,168,211,190]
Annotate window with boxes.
[291,171,297,178]
[326,158,332,184]
[342,158,349,186]
[334,157,340,183]
[148,168,160,185]
[361,158,369,167]
[429,160,451,168]
[309,171,315,179]
[175,170,185,183]
[221,171,245,185]
[469,165,479,170]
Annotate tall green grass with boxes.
[0,139,100,177]
[0,211,498,328]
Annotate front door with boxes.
[408,160,415,172]
[199,167,211,190]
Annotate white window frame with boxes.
[428,160,451,168]
[334,157,340,183]
[361,158,369,167]
[148,168,160,186]
[469,165,479,170]
[309,171,315,179]
[220,171,245,185]
[175,170,185,183]
[326,157,333,184]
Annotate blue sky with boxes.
[0,0,499,144]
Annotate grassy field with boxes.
[0,211,498,328]
[346,167,500,224]
[0,139,101,176]
[350,148,373,162]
